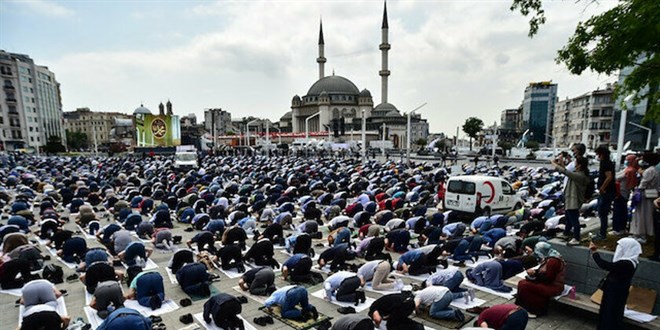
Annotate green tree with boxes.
[525,140,540,151]
[415,138,428,146]
[498,141,514,156]
[462,117,484,151]
[66,130,89,151]
[44,135,66,154]
[511,0,660,122]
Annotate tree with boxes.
[511,0,660,122]
[66,130,89,151]
[44,135,66,154]
[462,117,484,151]
[525,140,540,151]
[498,141,514,156]
[415,138,428,146]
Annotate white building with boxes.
[0,50,65,151]
[553,84,615,148]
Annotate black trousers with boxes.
[171,250,194,274]
[408,254,432,276]
[218,245,243,270]
[1,259,31,289]
[262,223,283,241]
[290,257,313,282]
[336,276,361,303]
[365,237,391,262]
[292,234,312,255]
[213,299,243,329]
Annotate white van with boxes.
[174,145,198,169]
[444,176,523,215]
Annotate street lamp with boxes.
[305,112,320,140]
[361,109,366,165]
[629,122,652,151]
[407,103,427,166]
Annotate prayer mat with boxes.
[124,299,180,316]
[231,285,268,304]
[259,305,332,330]
[415,306,475,330]
[188,284,220,301]
[284,278,321,288]
[311,289,375,313]
[193,313,258,330]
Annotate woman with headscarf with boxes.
[515,242,566,317]
[589,238,642,330]
[631,158,659,243]
[613,155,639,235]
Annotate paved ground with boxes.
[2,204,620,330]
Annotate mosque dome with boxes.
[292,95,301,102]
[373,102,400,117]
[359,89,372,97]
[306,75,360,96]
[133,104,152,115]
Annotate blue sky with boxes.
[0,0,618,135]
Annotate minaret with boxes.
[379,1,391,104]
[317,19,327,80]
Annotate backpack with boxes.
[42,264,63,284]
[96,308,152,330]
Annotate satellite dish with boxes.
[623,141,631,151]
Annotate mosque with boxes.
[279,3,429,148]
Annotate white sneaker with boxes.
[567,239,580,246]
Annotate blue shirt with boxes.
[264,285,295,307]
[204,219,225,233]
[285,234,298,253]
[399,249,423,265]
[283,253,307,269]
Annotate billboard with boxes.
[135,113,181,147]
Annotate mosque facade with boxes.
[283,3,429,148]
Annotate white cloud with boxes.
[20,0,74,17]
[48,0,618,134]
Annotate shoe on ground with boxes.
[179,313,193,324]
[453,261,466,267]
[468,288,476,302]
[253,316,268,326]
[464,292,470,304]
[635,236,647,244]
[338,306,356,314]
[609,230,626,236]
[591,234,606,241]
[567,239,580,246]
[237,296,248,304]
[528,313,538,319]
[264,315,274,324]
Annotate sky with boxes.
[0,0,619,136]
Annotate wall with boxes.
[553,243,660,314]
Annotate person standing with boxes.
[652,197,660,262]
[631,159,659,243]
[613,155,639,235]
[594,146,615,241]
[552,156,589,246]
[589,238,642,330]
